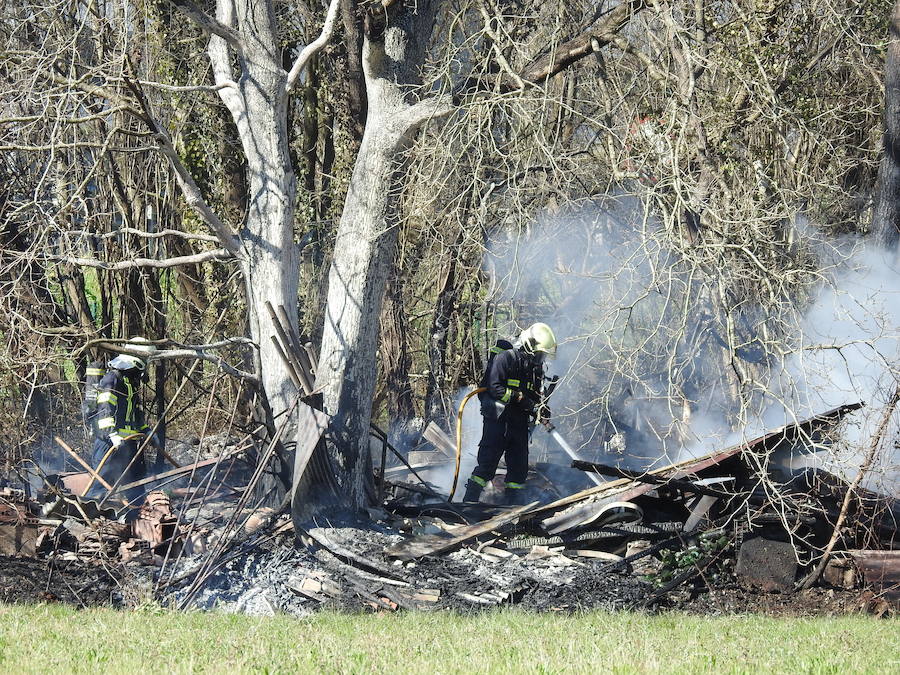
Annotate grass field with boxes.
[0,603,896,673]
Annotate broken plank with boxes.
[847,550,900,601]
[455,591,500,606]
[384,462,442,477]
[384,502,536,561]
[303,527,406,580]
[565,550,623,561]
[684,495,718,532]
[291,403,330,501]
[571,461,738,499]
[54,436,114,492]
[285,577,328,603]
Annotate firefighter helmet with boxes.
[518,323,557,358]
[109,337,156,371]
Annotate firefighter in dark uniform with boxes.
[89,338,158,503]
[463,323,557,505]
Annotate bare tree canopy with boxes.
[1,0,897,512]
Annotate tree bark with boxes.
[873,0,900,250]
[207,0,301,420]
[315,0,452,508]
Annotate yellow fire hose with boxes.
[449,387,486,502]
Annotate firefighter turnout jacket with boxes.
[95,368,150,446]
[478,346,544,420]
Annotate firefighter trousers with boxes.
[472,412,529,486]
[87,437,147,504]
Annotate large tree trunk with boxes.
[315,1,451,508]
[214,0,301,420]
[873,0,900,250]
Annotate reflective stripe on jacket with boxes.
[95,368,149,442]
[478,348,543,417]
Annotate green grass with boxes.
[0,603,896,673]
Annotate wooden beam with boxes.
[291,403,329,501]
[113,451,239,494]
[54,436,114,492]
[571,461,738,499]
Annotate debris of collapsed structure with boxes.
[2,403,896,616]
[359,402,898,613]
[167,403,897,615]
[0,486,191,564]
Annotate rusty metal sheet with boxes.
[59,472,92,496]
[422,422,456,459]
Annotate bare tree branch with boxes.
[65,227,221,244]
[393,95,456,132]
[83,337,255,352]
[517,0,646,85]
[135,80,240,94]
[109,346,257,382]
[47,248,234,270]
[285,0,343,94]
[167,0,244,52]
[208,0,245,118]
[116,75,243,256]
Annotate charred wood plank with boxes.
[303,527,406,581]
[847,550,900,601]
[113,452,239,494]
[291,404,329,501]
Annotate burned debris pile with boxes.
[2,404,897,615]
[357,403,897,613]
[0,434,260,606]
[169,403,897,615]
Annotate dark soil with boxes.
[0,555,123,607]
[675,584,881,617]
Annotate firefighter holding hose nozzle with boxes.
[463,323,557,505]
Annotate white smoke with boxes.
[473,203,900,494]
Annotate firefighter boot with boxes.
[504,482,527,505]
[462,477,487,503]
